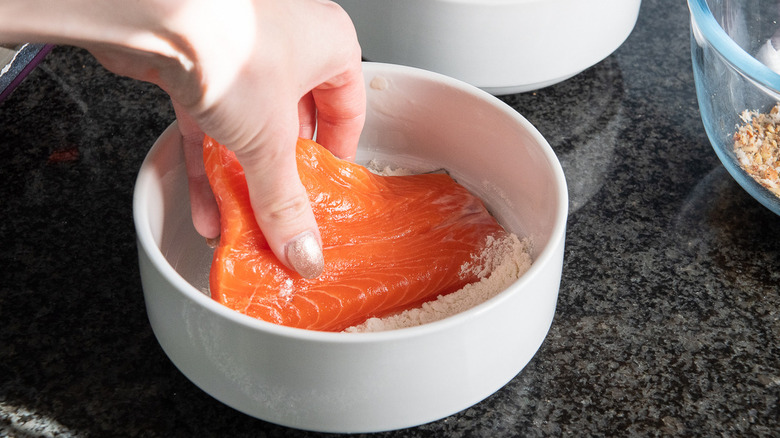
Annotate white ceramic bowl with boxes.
[133,63,568,433]
[336,0,642,94]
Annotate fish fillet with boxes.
[204,136,507,332]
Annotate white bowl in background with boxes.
[336,0,641,94]
[133,62,568,433]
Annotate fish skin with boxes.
[204,136,506,332]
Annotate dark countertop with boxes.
[1,1,778,436]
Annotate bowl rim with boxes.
[134,62,568,343]
[688,0,780,93]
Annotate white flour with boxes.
[344,228,533,333]
[343,162,534,333]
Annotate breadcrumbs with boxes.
[733,103,780,197]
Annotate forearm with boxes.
[1,1,156,46]
[0,0,202,101]
[0,0,257,103]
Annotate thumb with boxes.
[233,131,324,279]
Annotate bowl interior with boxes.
[154,63,568,304]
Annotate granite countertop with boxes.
[1,1,778,436]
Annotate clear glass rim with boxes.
[688,0,780,93]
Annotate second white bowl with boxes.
[336,0,641,94]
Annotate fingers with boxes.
[168,0,366,280]
[309,50,366,162]
[174,101,220,239]
[233,123,324,279]
[178,98,324,279]
[299,69,366,161]
[298,92,316,140]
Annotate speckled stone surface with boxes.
[1,1,778,437]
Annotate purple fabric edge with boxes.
[0,44,55,102]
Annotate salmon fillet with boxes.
[204,136,507,332]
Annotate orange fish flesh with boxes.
[204,136,507,332]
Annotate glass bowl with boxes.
[689,0,780,216]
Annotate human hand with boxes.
[168,1,366,279]
[0,0,365,278]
